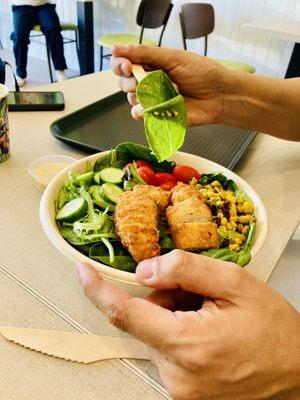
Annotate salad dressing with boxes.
[34,162,69,191]
[34,162,69,182]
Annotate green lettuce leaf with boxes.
[136,70,186,162]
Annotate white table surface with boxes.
[0,70,299,398]
[242,18,300,43]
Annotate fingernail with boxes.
[121,62,130,76]
[136,258,158,281]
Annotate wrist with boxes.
[219,70,261,129]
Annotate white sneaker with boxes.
[56,70,67,82]
[16,76,25,87]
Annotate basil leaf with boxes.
[89,243,137,273]
[136,70,186,162]
[115,142,176,172]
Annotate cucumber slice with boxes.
[99,167,124,184]
[77,171,94,183]
[94,171,102,184]
[100,183,123,204]
[89,185,115,211]
[56,197,87,222]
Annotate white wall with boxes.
[1,0,300,77]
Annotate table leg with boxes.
[77,0,94,75]
[285,43,300,78]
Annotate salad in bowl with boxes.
[40,142,268,296]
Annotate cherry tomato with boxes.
[155,172,177,185]
[138,166,158,185]
[135,160,152,168]
[172,165,201,183]
[159,181,177,191]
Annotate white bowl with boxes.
[40,151,268,297]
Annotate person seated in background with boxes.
[11,0,67,87]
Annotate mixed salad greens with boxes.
[136,70,186,162]
[55,142,256,273]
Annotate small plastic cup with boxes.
[28,155,77,192]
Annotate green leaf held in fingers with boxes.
[136,70,187,162]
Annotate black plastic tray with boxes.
[50,91,256,170]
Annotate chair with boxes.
[30,22,79,83]
[97,0,173,71]
[180,3,255,73]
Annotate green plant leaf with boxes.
[89,242,137,272]
[136,70,186,162]
[115,142,176,172]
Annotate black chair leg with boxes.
[100,45,103,71]
[204,36,208,57]
[46,43,54,83]
[75,29,81,75]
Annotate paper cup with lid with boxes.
[0,84,10,164]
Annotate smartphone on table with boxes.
[8,91,65,111]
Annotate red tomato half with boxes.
[138,166,157,186]
[155,172,177,185]
[135,160,152,168]
[172,165,201,183]
[159,181,177,191]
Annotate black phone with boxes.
[8,91,65,111]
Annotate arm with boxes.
[111,45,300,141]
[223,73,300,141]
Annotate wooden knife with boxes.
[0,327,150,364]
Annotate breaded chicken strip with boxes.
[115,191,160,262]
[170,182,203,204]
[133,185,170,211]
[166,183,218,251]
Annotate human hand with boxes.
[110,45,231,126]
[77,250,300,400]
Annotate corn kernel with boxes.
[234,238,243,245]
[229,244,240,252]
[216,200,222,206]
[242,225,249,234]
[221,217,227,226]
[217,212,224,218]
[239,214,251,224]
[214,186,220,193]
[206,190,215,197]
[230,205,237,216]
[230,216,238,222]
[237,224,244,233]
[243,201,254,214]
[189,177,198,185]
[237,197,244,204]
[237,205,244,213]
[230,220,237,229]
[227,222,233,230]
[211,180,220,187]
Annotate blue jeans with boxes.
[11,4,67,78]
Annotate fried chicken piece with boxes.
[168,222,218,250]
[115,191,160,262]
[170,182,203,204]
[166,196,211,224]
[133,185,170,211]
[166,183,218,251]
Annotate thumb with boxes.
[111,44,183,71]
[136,250,247,301]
